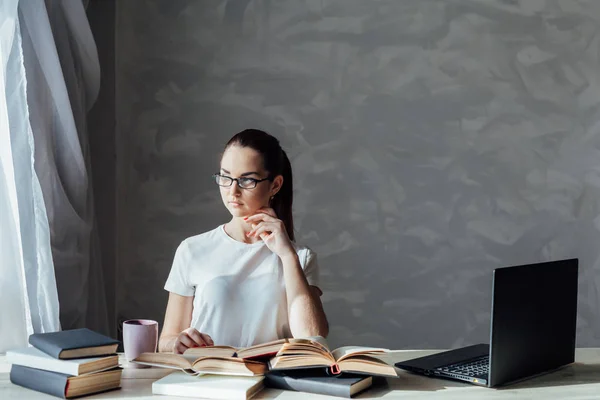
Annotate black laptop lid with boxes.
[488,258,578,387]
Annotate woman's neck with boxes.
[224,218,261,244]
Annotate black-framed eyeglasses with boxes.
[212,174,272,189]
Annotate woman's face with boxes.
[219,145,282,218]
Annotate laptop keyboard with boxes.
[436,355,489,377]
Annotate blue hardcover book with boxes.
[29,328,119,359]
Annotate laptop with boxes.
[395,258,578,387]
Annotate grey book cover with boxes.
[10,364,69,399]
[265,370,373,398]
[29,328,119,359]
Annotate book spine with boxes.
[29,334,63,359]
[264,374,350,398]
[10,364,69,399]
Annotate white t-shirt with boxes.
[164,224,320,348]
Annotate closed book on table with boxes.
[7,346,118,376]
[152,371,264,400]
[265,370,373,398]
[9,364,122,399]
[29,328,119,359]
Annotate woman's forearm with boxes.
[158,334,178,353]
[281,253,329,338]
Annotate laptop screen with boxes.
[488,258,578,387]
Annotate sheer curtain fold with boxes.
[0,0,59,353]
[0,0,29,352]
[21,0,108,333]
[0,0,107,352]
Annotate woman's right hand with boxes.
[173,328,214,354]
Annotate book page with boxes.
[245,338,288,350]
[338,357,398,377]
[236,338,288,359]
[301,336,330,350]
[331,346,389,362]
[133,352,192,370]
[184,346,237,359]
[191,357,268,376]
[131,360,198,376]
[287,336,330,352]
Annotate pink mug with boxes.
[123,319,158,368]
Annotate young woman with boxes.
[158,129,329,353]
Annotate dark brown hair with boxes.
[224,129,294,240]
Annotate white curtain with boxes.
[0,0,106,353]
[0,0,59,352]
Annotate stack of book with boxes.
[7,328,122,399]
[134,336,398,399]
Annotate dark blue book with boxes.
[265,370,373,398]
[29,328,119,359]
[10,364,122,399]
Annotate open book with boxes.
[132,338,295,376]
[134,337,396,377]
[132,353,267,377]
[268,338,397,377]
[184,338,292,360]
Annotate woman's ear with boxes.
[271,175,284,197]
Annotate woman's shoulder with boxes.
[179,225,224,249]
[291,243,319,272]
[292,242,316,259]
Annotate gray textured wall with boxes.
[115,0,600,349]
[88,0,117,339]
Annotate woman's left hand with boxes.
[244,208,295,259]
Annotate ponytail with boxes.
[272,150,294,241]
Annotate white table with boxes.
[1,349,599,399]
